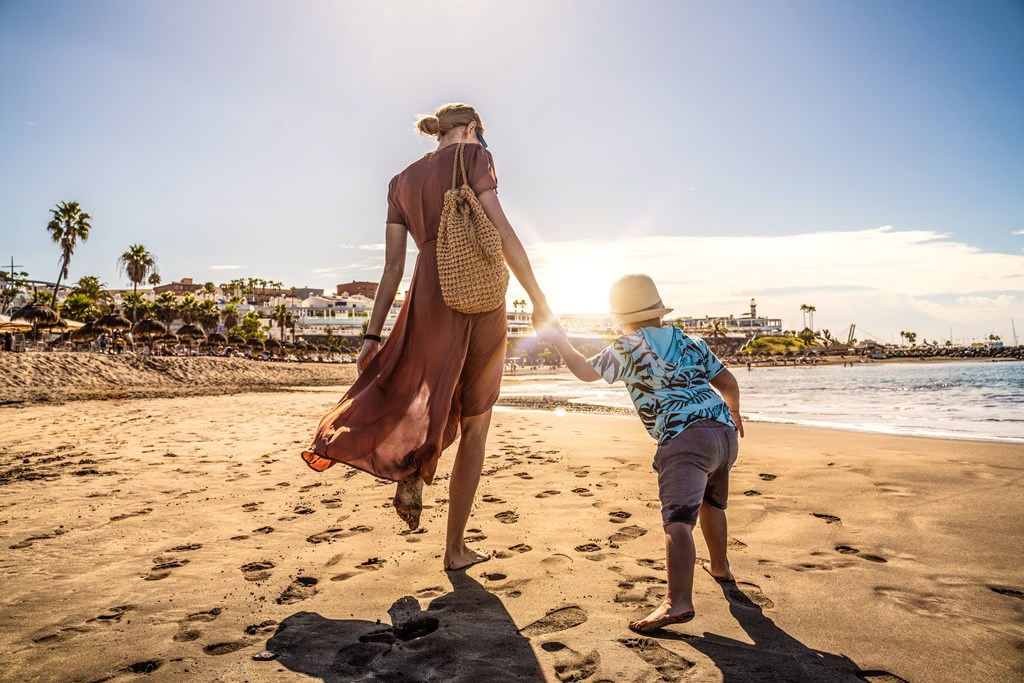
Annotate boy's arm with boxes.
[710,368,744,437]
[539,327,601,382]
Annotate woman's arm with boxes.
[357,223,407,373]
[477,189,553,325]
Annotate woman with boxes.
[303,103,551,571]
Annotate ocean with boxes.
[500,360,1024,443]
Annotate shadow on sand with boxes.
[265,571,544,682]
[634,581,907,683]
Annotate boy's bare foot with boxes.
[444,546,490,572]
[628,600,695,633]
[702,562,735,583]
[393,474,423,530]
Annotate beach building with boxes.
[153,278,203,296]
[336,281,378,299]
[675,299,783,337]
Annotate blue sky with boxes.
[1,0,1022,341]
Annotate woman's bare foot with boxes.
[393,474,423,530]
[443,545,490,572]
[628,599,695,633]
[702,562,735,583]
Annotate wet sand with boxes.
[1,387,1023,682]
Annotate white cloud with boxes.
[358,243,386,251]
[209,264,244,270]
[1012,230,1024,236]
[510,226,1024,341]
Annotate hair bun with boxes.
[415,115,441,136]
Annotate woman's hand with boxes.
[357,339,380,375]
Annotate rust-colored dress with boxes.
[302,143,507,485]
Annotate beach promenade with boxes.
[2,382,1022,682]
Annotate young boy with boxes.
[538,274,743,633]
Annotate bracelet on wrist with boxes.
[363,334,382,343]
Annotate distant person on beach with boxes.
[303,103,552,571]
[538,274,743,632]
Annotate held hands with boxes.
[356,339,380,375]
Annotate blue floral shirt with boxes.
[588,326,734,443]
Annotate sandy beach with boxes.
[2,379,1023,683]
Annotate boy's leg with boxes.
[629,521,698,631]
[699,502,734,582]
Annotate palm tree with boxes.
[148,272,161,287]
[221,303,240,330]
[71,275,106,300]
[799,304,816,330]
[117,244,158,323]
[197,299,220,333]
[178,293,199,324]
[47,201,93,314]
[271,303,292,340]
[201,282,217,300]
[153,292,179,325]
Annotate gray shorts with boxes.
[653,419,739,526]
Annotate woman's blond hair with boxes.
[415,103,485,138]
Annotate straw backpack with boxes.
[436,143,509,314]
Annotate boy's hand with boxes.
[731,410,744,438]
[535,321,565,343]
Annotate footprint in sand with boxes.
[535,490,561,499]
[320,498,345,508]
[759,473,777,481]
[306,525,372,544]
[240,561,275,581]
[608,511,631,523]
[571,487,593,497]
[723,581,775,610]
[276,576,319,604]
[519,605,588,637]
[729,538,748,550]
[241,502,262,513]
[415,586,446,598]
[495,511,519,524]
[575,543,601,553]
[145,556,190,581]
[609,525,647,545]
[990,586,1024,600]
[482,495,506,504]
[743,490,761,496]
[253,526,274,534]
[110,508,153,522]
[509,543,532,553]
[357,557,386,571]
[637,558,667,572]
[811,512,842,525]
[550,645,601,682]
[9,527,68,549]
[620,637,695,676]
[835,546,886,562]
[174,607,222,642]
[481,572,507,581]
[165,543,202,552]
[514,472,534,480]
[244,620,278,636]
[203,641,250,656]
[122,661,163,674]
[293,505,315,515]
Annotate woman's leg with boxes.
[444,409,493,570]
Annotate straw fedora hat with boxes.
[607,274,674,324]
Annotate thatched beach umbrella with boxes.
[132,319,167,339]
[247,337,265,349]
[96,312,132,333]
[265,338,282,355]
[177,323,207,341]
[12,302,58,327]
[208,331,227,345]
[227,334,246,345]
[72,321,101,342]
